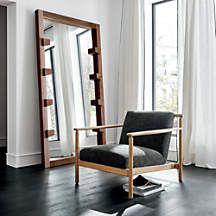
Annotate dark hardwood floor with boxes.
[0,164,216,216]
[0,147,6,165]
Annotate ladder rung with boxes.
[43,99,53,107]
[41,38,50,46]
[89,73,102,80]
[88,47,101,55]
[91,99,102,106]
[44,130,55,138]
[42,68,52,76]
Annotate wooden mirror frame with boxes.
[35,10,106,168]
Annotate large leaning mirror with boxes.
[35,10,106,168]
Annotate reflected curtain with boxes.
[179,0,216,168]
[53,23,76,156]
[117,0,144,139]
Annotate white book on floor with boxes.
[123,183,165,196]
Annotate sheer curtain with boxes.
[53,23,76,156]
[117,0,144,132]
[179,0,216,168]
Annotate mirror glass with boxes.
[43,19,97,158]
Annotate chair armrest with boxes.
[127,127,182,137]
[74,124,123,131]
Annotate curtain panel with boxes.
[117,0,145,133]
[53,23,76,156]
[180,0,216,168]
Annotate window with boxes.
[77,30,97,133]
[144,0,179,160]
[45,46,60,141]
[152,0,178,113]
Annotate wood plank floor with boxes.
[0,147,6,165]
[0,165,216,216]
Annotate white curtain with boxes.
[117,0,144,127]
[179,0,216,168]
[53,24,76,156]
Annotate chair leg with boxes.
[178,163,183,182]
[75,129,79,186]
[178,116,183,183]
[128,173,133,199]
[75,161,79,185]
[128,136,133,199]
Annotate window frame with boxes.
[151,0,179,111]
[144,0,179,112]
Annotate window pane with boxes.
[153,0,178,160]
[77,30,97,129]
[153,0,178,113]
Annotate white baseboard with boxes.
[7,152,42,168]
[6,148,66,168]
[6,146,177,168]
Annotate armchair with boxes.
[74,111,183,199]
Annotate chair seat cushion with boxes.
[80,144,166,169]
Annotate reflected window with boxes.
[77,30,97,131]
[45,46,60,141]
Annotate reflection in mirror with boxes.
[43,20,96,159]
[45,43,60,142]
[77,30,97,128]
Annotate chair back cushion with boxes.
[119,111,174,159]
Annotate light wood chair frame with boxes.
[74,114,183,199]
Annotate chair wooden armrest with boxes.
[74,123,123,185]
[74,124,123,131]
[127,127,182,137]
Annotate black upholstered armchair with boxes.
[74,111,183,199]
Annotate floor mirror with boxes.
[35,10,106,168]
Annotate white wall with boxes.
[7,0,122,167]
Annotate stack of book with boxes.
[123,175,164,196]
